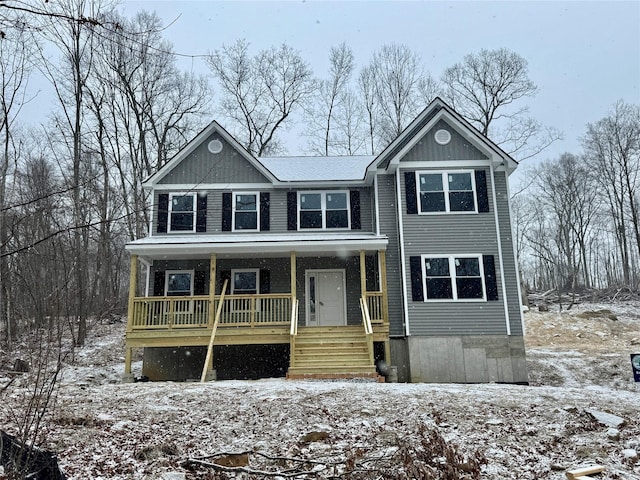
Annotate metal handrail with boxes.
[360,296,375,365]
[290,298,299,336]
[289,298,299,368]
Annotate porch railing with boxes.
[364,291,386,324]
[129,294,293,330]
[219,294,292,326]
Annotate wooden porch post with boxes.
[359,250,367,296]
[125,254,138,375]
[290,251,297,299]
[207,253,217,373]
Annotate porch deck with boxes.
[125,292,389,348]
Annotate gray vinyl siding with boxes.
[401,120,489,162]
[150,259,211,295]
[152,187,374,236]
[400,165,510,336]
[159,134,271,185]
[493,171,523,336]
[376,175,405,337]
[216,258,291,294]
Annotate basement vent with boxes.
[434,129,451,145]
[208,139,223,154]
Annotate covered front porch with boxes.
[124,234,390,380]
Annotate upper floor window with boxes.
[298,191,350,230]
[169,193,196,231]
[233,192,259,231]
[418,171,476,213]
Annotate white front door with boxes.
[306,270,347,326]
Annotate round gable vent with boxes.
[434,129,451,145]
[208,139,223,154]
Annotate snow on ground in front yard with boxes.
[1,302,639,479]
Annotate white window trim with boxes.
[420,254,486,302]
[165,269,195,296]
[168,192,197,232]
[416,170,477,215]
[232,191,260,232]
[297,190,351,230]
[230,268,260,294]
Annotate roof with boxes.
[257,155,375,182]
[126,232,388,260]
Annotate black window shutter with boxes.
[153,271,166,296]
[222,193,232,231]
[259,269,270,294]
[196,194,207,232]
[409,256,424,301]
[194,270,207,295]
[260,192,270,231]
[350,190,361,230]
[220,270,231,294]
[483,255,499,301]
[475,170,490,213]
[157,194,169,233]
[404,172,418,214]
[287,192,297,230]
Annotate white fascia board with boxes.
[150,183,275,191]
[272,178,370,188]
[395,159,493,170]
[149,180,370,190]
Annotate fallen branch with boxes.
[182,457,326,478]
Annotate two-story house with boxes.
[124,97,528,383]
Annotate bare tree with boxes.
[358,64,377,155]
[305,43,355,155]
[92,10,209,240]
[442,48,560,161]
[583,100,640,286]
[365,44,433,144]
[207,39,314,156]
[0,18,33,345]
[532,153,600,295]
[35,0,117,346]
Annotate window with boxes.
[418,171,476,213]
[422,255,485,300]
[299,191,349,230]
[231,269,259,294]
[233,192,258,231]
[165,270,194,296]
[169,193,196,231]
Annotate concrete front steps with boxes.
[287,325,383,381]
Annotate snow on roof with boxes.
[257,155,375,182]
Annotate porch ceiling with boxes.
[126,233,388,261]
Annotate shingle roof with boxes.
[257,155,375,182]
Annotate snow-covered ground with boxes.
[1,302,640,479]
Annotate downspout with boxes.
[374,175,381,236]
[489,163,511,335]
[505,171,526,336]
[395,169,410,336]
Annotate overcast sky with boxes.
[117,1,638,169]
